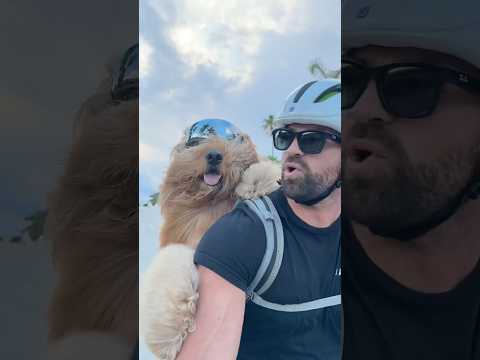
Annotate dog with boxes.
[159,130,275,248]
[45,61,138,355]
[140,124,281,359]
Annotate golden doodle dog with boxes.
[46,45,139,359]
[140,119,280,359]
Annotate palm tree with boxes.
[309,60,341,79]
[262,115,275,157]
[143,192,159,207]
[21,210,48,241]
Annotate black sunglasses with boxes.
[342,60,480,118]
[111,44,139,101]
[272,128,340,154]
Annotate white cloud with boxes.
[149,0,311,90]
[139,0,341,201]
[140,35,155,78]
[139,142,167,163]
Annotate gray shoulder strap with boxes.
[242,196,342,312]
[251,294,341,312]
[244,196,284,298]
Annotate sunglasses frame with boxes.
[342,60,480,118]
[272,128,341,154]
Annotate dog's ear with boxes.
[169,126,192,156]
[171,141,186,157]
[72,53,122,141]
[239,133,251,144]
[239,133,256,149]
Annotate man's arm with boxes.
[176,265,246,360]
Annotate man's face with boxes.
[281,123,341,204]
[342,46,480,236]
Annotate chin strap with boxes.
[295,179,342,206]
[369,179,480,241]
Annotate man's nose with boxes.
[342,79,393,135]
[206,150,223,165]
[286,137,303,156]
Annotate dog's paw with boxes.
[140,244,199,360]
[235,160,281,200]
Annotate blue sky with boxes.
[139,1,340,358]
[139,0,341,204]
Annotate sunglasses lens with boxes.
[298,132,327,154]
[382,66,440,118]
[342,62,369,109]
[186,119,242,146]
[273,129,295,150]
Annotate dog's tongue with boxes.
[204,174,221,186]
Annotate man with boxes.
[176,79,342,359]
[342,1,480,359]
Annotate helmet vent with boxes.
[293,81,317,103]
[314,84,341,103]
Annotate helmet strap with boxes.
[294,179,342,206]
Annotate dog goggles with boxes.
[186,119,243,147]
[272,128,340,154]
[342,60,480,118]
[111,43,138,101]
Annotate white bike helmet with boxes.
[342,0,480,70]
[274,79,341,133]
[274,79,342,206]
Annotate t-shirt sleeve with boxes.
[194,203,266,292]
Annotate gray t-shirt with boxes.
[194,188,341,360]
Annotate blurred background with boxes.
[0,1,137,358]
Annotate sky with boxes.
[139,0,341,204]
[139,0,340,358]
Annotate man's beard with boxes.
[343,125,479,239]
[281,156,339,204]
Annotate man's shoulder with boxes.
[210,200,267,235]
[194,200,268,291]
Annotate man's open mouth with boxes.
[284,162,303,175]
[203,172,222,186]
[348,141,387,163]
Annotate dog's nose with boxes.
[206,151,223,165]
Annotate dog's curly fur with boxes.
[46,69,138,348]
[160,134,259,248]
[140,130,281,359]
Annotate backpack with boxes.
[241,196,342,312]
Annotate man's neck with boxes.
[352,199,480,293]
[286,188,341,228]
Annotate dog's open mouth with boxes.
[203,173,222,186]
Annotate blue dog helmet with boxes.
[186,119,243,146]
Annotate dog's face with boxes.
[160,132,259,207]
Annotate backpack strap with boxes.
[243,196,284,299]
[249,293,341,312]
[241,196,342,312]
